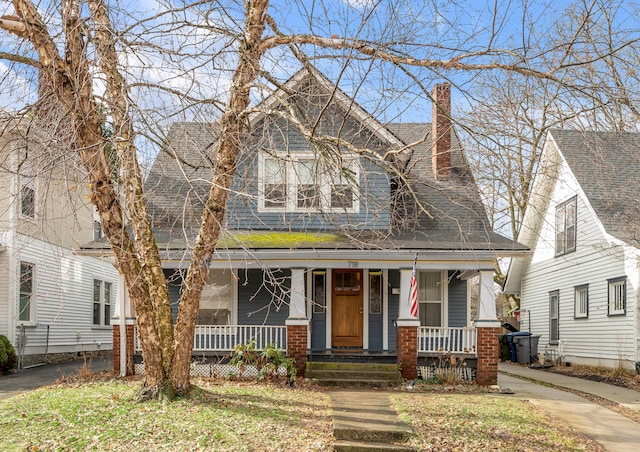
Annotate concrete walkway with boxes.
[499,362,640,452]
[329,390,415,451]
[0,356,112,400]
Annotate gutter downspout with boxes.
[7,142,18,351]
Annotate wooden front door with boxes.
[331,269,363,348]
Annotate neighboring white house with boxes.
[505,129,640,370]
[0,115,119,367]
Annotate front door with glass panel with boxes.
[331,269,363,347]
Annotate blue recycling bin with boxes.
[507,332,531,363]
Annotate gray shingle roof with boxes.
[550,129,640,245]
[139,69,524,253]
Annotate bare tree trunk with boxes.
[87,0,175,398]
[170,0,271,393]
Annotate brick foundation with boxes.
[397,326,418,380]
[476,327,500,386]
[112,324,135,376]
[286,324,308,378]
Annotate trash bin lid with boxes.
[501,322,519,332]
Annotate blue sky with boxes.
[2,1,639,127]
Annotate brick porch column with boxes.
[286,322,308,377]
[112,321,135,376]
[286,268,309,377]
[476,326,500,385]
[397,323,419,380]
[113,274,135,376]
[397,268,420,380]
[475,270,501,386]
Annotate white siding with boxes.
[520,154,638,368]
[11,234,119,355]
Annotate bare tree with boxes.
[459,0,640,307]
[3,0,639,399]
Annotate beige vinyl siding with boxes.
[520,156,637,367]
[0,251,8,337]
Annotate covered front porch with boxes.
[117,256,499,384]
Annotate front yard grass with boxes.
[0,378,604,451]
[393,392,604,451]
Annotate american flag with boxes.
[409,257,419,318]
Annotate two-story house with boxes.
[100,68,525,384]
[0,115,119,367]
[505,129,640,370]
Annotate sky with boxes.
[2,0,640,149]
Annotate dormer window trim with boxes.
[258,152,360,214]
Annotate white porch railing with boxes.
[418,327,477,355]
[134,325,287,353]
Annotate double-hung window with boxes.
[19,160,36,219]
[93,279,112,326]
[574,285,588,319]
[417,271,443,327]
[549,290,559,344]
[19,262,35,323]
[608,277,626,316]
[555,197,577,255]
[260,153,359,212]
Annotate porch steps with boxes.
[307,362,402,387]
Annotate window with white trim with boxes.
[259,153,359,212]
[555,197,576,255]
[549,290,559,344]
[608,277,626,316]
[18,262,35,323]
[312,271,326,314]
[198,268,234,325]
[19,160,36,219]
[418,271,442,327]
[574,284,588,319]
[93,279,112,326]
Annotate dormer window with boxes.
[259,153,359,213]
[555,196,577,256]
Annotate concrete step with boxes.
[308,362,399,372]
[333,439,417,452]
[307,362,402,387]
[333,424,413,444]
[311,369,400,380]
[311,378,400,388]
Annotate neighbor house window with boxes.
[549,290,559,344]
[418,271,443,327]
[608,277,626,316]
[19,160,36,219]
[574,285,588,319]
[259,153,359,212]
[18,262,34,322]
[555,197,577,255]
[93,279,112,326]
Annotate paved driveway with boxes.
[0,356,111,400]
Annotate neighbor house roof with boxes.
[549,129,640,246]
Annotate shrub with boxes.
[0,335,18,374]
[230,341,296,383]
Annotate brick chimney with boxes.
[431,83,452,180]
